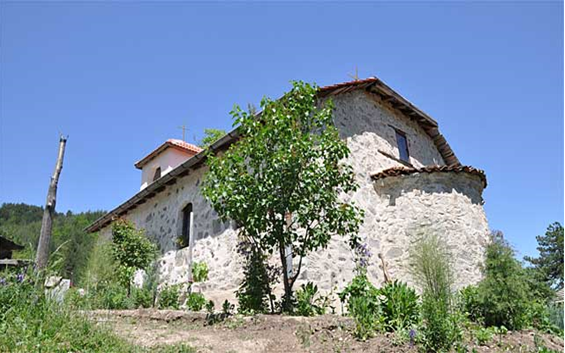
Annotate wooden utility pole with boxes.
[35,135,67,271]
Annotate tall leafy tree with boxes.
[202,81,363,310]
[525,222,564,289]
[198,128,226,148]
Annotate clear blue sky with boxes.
[1,2,562,259]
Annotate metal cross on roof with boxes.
[348,66,360,81]
[178,124,188,141]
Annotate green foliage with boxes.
[0,270,175,352]
[202,81,363,307]
[475,231,530,330]
[523,266,555,303]
[295,282,327,316]
[131,286,154,309]
[206,300,215,313]
[111,219,157,291]
[236,240,277,314]
[461,232,563,334]
[525,222,564,289]
[186,292,206,311]
[547,303,564,333]
[158,285,180,310]
[379,280,419,331]
[411,232,461,352]
[198,128,227,148]
[339,274,382,340]
[222,299,235,316]
[459,285,483,324]
[0,202,105,283]
[472,326,494,346]
[82,240,116,289]
[191,261,209,283]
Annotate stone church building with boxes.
[87,77,490,303]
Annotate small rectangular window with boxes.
[153,167,161,181]
[395,130,409,162]
[180,203,192,248]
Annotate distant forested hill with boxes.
[0,203,105,283]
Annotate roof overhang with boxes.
[372,165,487,188]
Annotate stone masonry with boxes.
[94,80,490,306]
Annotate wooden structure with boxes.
[0,236,24,260]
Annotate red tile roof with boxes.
[371,165,487,188]
[134,139,202,169]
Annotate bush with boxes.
[191,262,209,283]
[236,239,278,314]
[547,303,564,333]
[473,232,530,330]
[295,282,327,317]
[410,233,461,352]
[459,285,482,324]
[98,281,135,309]
[186,292,206,311]
[222,299,235,316]
[473,326,495,346]
[378,280,419,331]
[339,274,382,340]
[158,285,180,310]
[111,219,157,292]
[131,286,154,308]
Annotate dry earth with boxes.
[87,309,564,353]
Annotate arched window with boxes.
[153,167,161,181]
[180,203,193,248]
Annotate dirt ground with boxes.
[87,309,564,353]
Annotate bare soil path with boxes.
[87,309,563,353]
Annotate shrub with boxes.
[131,286,154,308]
[111,219,157,293]
[295,282,327,317]
[186,292,206,311]
[410,233,461,352]
[191,261,209,283]
[459,285,482,324]
[473,326,494,346]
[339,274,382,340]
[222,299,235,316]
[158,285,180,310]
[236,239,278,314]
[547,303,564,333]
[474,231,530,330]
[378,280,419,331]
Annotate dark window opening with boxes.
[180,203,193,248]
[395,130,409,162]
[153,167,162,181]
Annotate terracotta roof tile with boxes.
[167,139,203,153]
[371,165,487,188]
[135,139,202,169]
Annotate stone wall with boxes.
[372,171,490,289]
[98,165,245,303]
[96,89,489,305]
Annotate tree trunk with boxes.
[279,241,292,312]
[35,136,67,271]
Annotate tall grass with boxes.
[0,270,194,352]
[410,233,461,352]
